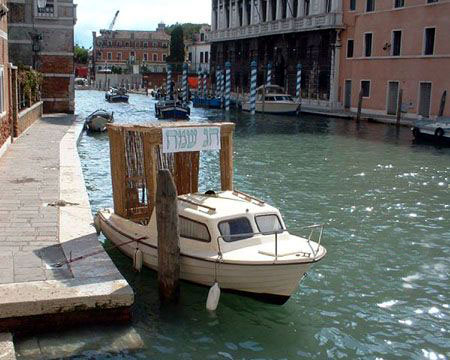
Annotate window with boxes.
[325,0,332,12]
[219,218,253,242]
[200,52,204,63]
[350,0,356,10]
[364,33,373,57]
[117,52,122,60]
[143,53,148,61]
[394,0,404,7]
[427,0,439,3]
[130,51,135,57]
[163,54,167,61]
[107,52,112,60]
[361,80,371,97]
[255,215,283,234]
[347,39,354,58]
[144,42,148,47]
[153,54,158,61]
[201,33,205,42]
[304,0,310,15]
[36,0,55,16]
[0,66,4,114]
[392,30,401,56]
[205,51,209,63]
[189,52,192,62]
[180,216,211,242]
[424,28,435,55]
[366,0,375,11]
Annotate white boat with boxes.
[242,85,301,116]
[84,109,114,132]
[95,190,326,304]
[412,117,450,140]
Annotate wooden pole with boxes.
[438,90,447,117]
[156,169,180,304]
[356,90,363,122]
[396,88,403,127]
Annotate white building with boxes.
[187,25,211,74]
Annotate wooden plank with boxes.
[356,90,363,122]
[220,131,234,191]
[142,134,157,218]
[156,170,180,303]
[108,127,127,217]
[396,88,403,126]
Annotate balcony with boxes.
[210,12,343,42]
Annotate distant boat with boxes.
[105,87,129,103]
[193,96,222,109]
[84,109,114,132]
[242,85,301,116]
[155,100,190,120]
[412,117,450,140]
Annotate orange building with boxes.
[92,23,170,78]
[339,0,450,118]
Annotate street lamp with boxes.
[37,0,47,9]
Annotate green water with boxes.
[73,91,449,359]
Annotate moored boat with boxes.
[412,117,450,140]
[242,85,301,116]
[155,100,190,120]
[105,87,129,103]
[84,109,114,132]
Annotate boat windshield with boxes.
[275,96,294,101]
[255,214,284,234]
[219,217,253,242]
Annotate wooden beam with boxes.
[108,126,127,218]
[220,130,234,191]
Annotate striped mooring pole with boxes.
[250,60,257,115]
[182,62,188,103]
[215,67,220,98]
[220,69,225,109]
[166,64,172,100]
[296,64,302,99]
[266,63,272,87]
[203,71,208,99]
[198,69,203,100]
[225,62,231,111]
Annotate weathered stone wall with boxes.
[16,101,43,136]
[0,0,11,151]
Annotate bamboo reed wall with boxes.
[107,122,235,222]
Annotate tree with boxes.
[167,25,185,63]
[74,44,89,64]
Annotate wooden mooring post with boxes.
[396,89,403,127]
[156,169,180,303]
[356,90,363,122]
[439,90,447,117]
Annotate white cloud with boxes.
[75,0,211,47]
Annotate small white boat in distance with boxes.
[242,85,301,116]
[412,117,450,140]
[96,190,326,303]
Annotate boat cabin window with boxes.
[219,218,253,242]
[180,216,211,242]
[255,215,284,234]
[265,96,276,101]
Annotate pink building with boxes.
[339,0,450,118]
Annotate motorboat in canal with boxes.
[412,117,450,140]
[94,122,326,304]
[193,96,222,109]
[105,87,129,103]
[155,100,190,120]
[84,109,114,132]
[242,85,301,116]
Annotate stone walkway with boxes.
[0,116,72,285]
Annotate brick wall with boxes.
[16,101,43,136]
[0,0,11,152]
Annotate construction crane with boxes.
[108,10,120,31]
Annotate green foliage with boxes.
[166,23,206,41]
[74,44,89,64]
[111,66,122,74]
[18,68,43,105]
[167,25,185,63]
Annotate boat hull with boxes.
[106,95,129,103]
[242,101,300,116]
[98,213,311,303]
[85,116,111,132]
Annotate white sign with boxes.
[162,127,221,153]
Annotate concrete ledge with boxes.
[17,101,43,136]
[0,136,11,160]
[0,333,15,360]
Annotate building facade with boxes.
[210,0,343,106]
[0,0,11,155]
[186,25,211,74]
[339,0,450,118]
[7,0,76,113]
[92,23,170,77]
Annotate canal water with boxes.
[46,91,450,359]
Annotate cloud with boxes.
[75,0,211,47]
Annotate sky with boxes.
[74,0,211,48]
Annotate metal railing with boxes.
[215,224,324,260]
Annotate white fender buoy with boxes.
[133,248,143,272]
[206,282,221,311]
[93,214,101,235]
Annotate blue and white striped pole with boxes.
[203,71,208,99]
[250,60,257,115]
[166,64,172,100]
[225,62,231,111]
[215,67,220,98]
[296,64,302,99]
[182,62,188,103]
[220,69,225,109]
[266,63,272,87]
[198,68,202,100]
